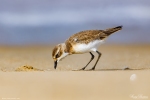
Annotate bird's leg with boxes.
[89,51,101,70]
[79,52,94,70]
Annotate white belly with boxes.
[73,40,104,53]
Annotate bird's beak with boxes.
[54,60,57,69]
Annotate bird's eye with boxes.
[100,36,105,40]
[56,54,59,58]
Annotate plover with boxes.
[52,26,122,70]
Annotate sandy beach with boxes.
[0,45,150,100]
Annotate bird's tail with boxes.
[104,26,123,35]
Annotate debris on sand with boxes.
[15,65,43,72]
[122,66,130,70]
[122,66,150,70]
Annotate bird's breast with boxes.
[72,40,104,53]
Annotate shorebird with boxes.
[52,26,122,70]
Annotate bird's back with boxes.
[66,30,103,44]
[66,26,122,44]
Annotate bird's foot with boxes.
[86,68,95,71]
[72,67,85,71]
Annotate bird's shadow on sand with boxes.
[72,68,150,71]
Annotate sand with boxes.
[0,45,150,100]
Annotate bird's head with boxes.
[52,43,69,69]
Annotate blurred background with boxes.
[0,0,150,46]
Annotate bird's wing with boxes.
[66,30,103,44]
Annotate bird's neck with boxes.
[60,43,68,53]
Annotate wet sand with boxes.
[0,45,150,100]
